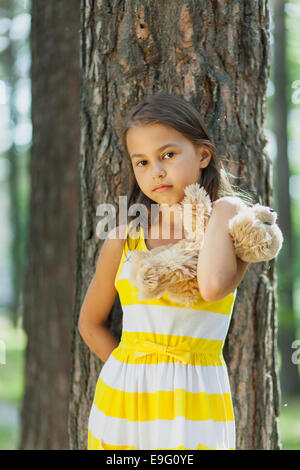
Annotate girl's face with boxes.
[126,123,211,206]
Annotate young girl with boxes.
[78,93,254,450]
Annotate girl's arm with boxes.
[78,225,127,362]
[197,197,249,302]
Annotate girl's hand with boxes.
[212,196,242,217]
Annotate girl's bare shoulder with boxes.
[107,223,128,242]
[96,223,128,274]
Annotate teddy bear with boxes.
[127,183,284,307]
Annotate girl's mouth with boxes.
[153,185,172,192]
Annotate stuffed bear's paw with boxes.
[228,204,284,263]
[144,240,200,283]
[167,278,201,307]
[135,263,172,300]
[130,248,200,302]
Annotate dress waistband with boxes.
[118,338,221,365]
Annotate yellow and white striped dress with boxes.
[88,223,237,450]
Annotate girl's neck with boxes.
[150,205,184,240]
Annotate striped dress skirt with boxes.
[87,225,237,450]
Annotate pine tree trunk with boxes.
[69,0,281,449]
[20,0,80,449]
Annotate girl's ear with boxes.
[197,145,212,167]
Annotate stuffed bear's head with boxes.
[228,204,284,263]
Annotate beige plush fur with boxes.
[128,183,283,306]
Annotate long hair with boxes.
[118,92,254,249]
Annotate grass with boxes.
[278,396,300,450]
[0,315,25,450]
[0,316,26,404]
[0,315,299,450]
[0,425,20,450]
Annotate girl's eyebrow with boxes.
[130,142,180,159]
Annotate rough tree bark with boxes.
[20,0,80,449]
[69,0,281,450]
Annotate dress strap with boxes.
[125,220,144,255]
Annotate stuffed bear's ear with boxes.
[180,184,212,241]
[181,183,211,205]
[252,204,278,224]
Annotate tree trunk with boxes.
[273,0,300,397]
[1,0,23,327]
[9,146,22,327]
[20,0,80,449]
[69,0,281,450]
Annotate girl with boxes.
[78,92,254,450]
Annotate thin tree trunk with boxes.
[2,0,23,327]
[20,0,80,449]
[9,146,22,327]
[70,0,281,449]
[273,0,300,397]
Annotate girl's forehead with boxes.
[126,123,187,152]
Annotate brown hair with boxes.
[118,92,254,249]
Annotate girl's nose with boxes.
[152,164,166,177]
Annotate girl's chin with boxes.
[149,190,185,206]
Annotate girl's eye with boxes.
[136,152,175,167]
[164,151,175,159]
